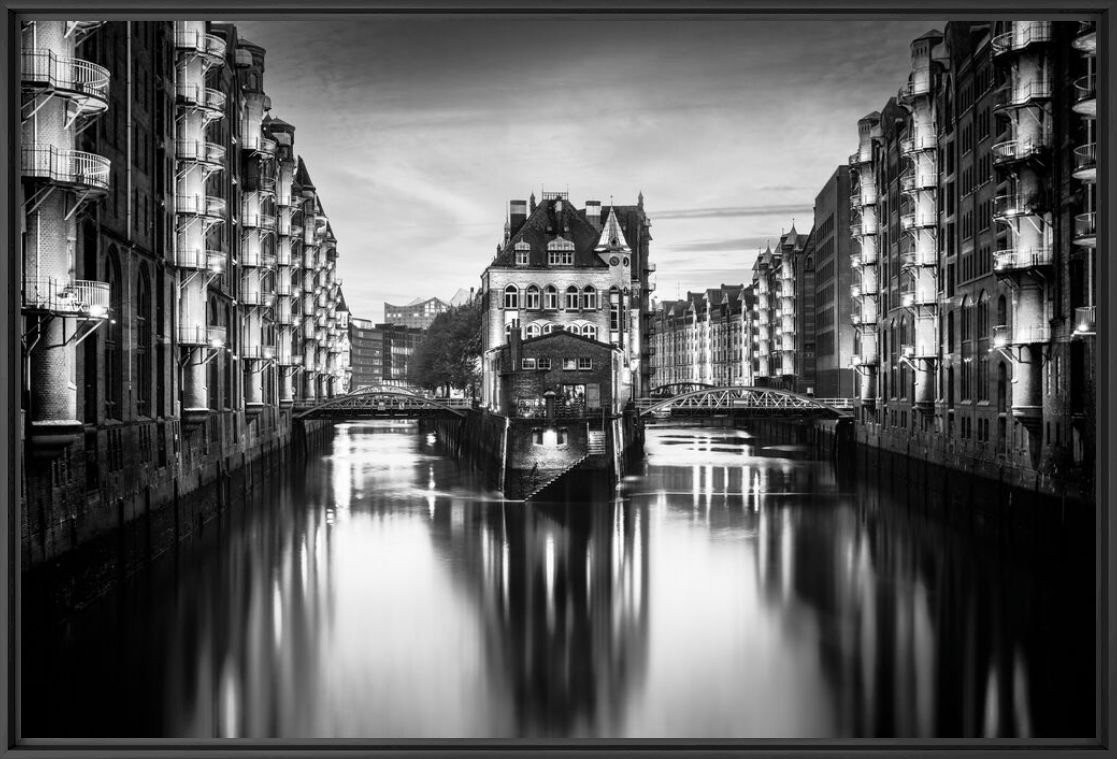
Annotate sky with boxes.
[235,15,941,323]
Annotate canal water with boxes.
[22,422,1095,739]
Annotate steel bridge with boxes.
[635,386,854,419]
[646,382,716,398]
[293,388,470,420]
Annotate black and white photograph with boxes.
[3,3,1110,751]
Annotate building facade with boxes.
[480,191,653,413]
[19,20,348,569]
[810,167,857,397]
[383,296,450,331]
[345,319,424,387]
[647,285,752,390]
[847,20,1097,496]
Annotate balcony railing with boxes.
[993,79,1052,110]
[851,353,879,367]
[243,345,276,361]
[1074,74,1096,109]
[1072,143,1096,181]
[991,138,1046,166]
[22,277,110,318]
[21,49,110,109]
[1006,323,1051,345]
[848,149,870,166]
[901,290,937,309]
[991,22,1052,56]
[1074,212,1096,246]
[899,212,935,230]
[900,247,936,268]
[993,246,1053,272]
[851,309,876,327]
[1072,21,1096,54]
[900,134,936,154]
[21,145,110,190]
[179,324,226,347]
[174,26,228,61]
[992,193,1039,221]
[260,136,277,155]
[176,194,226,219]
[175,139,226,165]
[1073,306,1096,337]
[175,248,225,273]
[898,69,932,100]
[899,170,936,193]
[204,87,226,113]
[901,343,937,360]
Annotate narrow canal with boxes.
[23,422,1095,739]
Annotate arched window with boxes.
[136,266,152,417]
[543,285,559,310]
[582,285,597,310]
[543,322,556,334]
[582,324,598,341]
[977,291,991,400]
[996,294,1007,327]
[565,285,580,310]
[503,285,519,309]
[977,290,990,336]
[526,322,541,339]
[525,285,540,310]
[104,248,123,420]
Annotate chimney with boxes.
[509,199,527,235]
[510,323,522,369]
[585,200,602,229]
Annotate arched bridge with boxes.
[636,386,854,419]
[647,382,716,398]
[294,389,470,420]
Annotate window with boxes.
[532,428,544,445]
[525,322,541,339]
[582,324,598,341]
[563,358,577,370]
[515,241,530,266]
[525,285,540,309]
[521,358,537,370]
[610,303,620,331]
[583,286,597,310]
[543,285,559,310]
[503,285,518,309]
[538,358,551,370]
[556,428,568,445]
[547,237,575,265]
[578,357,593,370]
[565,286,580,310]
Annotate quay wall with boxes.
[21,412,335,611]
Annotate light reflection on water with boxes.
[23,422,1093,738]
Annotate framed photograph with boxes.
[2,0,1112,757]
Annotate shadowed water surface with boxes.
[22,422,1094,738]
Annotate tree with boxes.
[407,301,482,399]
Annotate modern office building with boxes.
[19,20,347,568]
[810,167,857,398]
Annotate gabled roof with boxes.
[492,196,606,268]
[294,156,315,189]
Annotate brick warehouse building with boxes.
[647,285,753,389]
[18,20,348,580]
[847,20,1097,497]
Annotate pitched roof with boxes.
[594,208,631,252]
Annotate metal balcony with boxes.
[851,308,877,327]
[262,253,278,269]
[991,139,1046,167]
[994,247,1053,274]
[179,324,226,348]
[992,80,1052,111]
[1074,212,1096,247]
[22,277,110,318]
[851,352,879,367]
[1073,143,1096,182]
[898,70,932,101]
[1073,75,1096,117]
[176,194,226,219]
[991,22,1052,56]
[260,136,277,156]
[21,49,110,115]
[175,139,226,166]
[175,248,225,273]
[1072,21,1096,54]
[1073,306,1096,337]
[900,134,936,155]
[997,323,1051,345]
[992,193,1039,221]
[899,170,935,194]
[174,25,228,63]
[21,145,110,191]
[900,212,935,231]
[850,283,862,299]
[901,290,937,309]
[901,343,936,360]
[848,149,870,166]
[900,247,936,268]
[243,345,276,361]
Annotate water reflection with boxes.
[22,423,1092,738]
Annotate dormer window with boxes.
[547,237,575,266]
[514,240,530,266]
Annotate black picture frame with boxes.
[1,1,1113,757]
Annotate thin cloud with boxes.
[654,204,813,220]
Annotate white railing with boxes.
[23,277,109,317]
[1074,306,1096,336]
[175,248,225,273]
[21,145,110,189]
[994,247,1053,271]
[991,22,1051,55]
[21,49,110,104]
[179,324,226,347]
